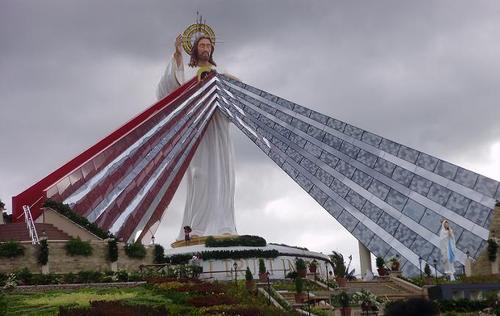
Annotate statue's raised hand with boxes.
[175,34,183,55]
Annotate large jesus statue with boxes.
[157,34,238,240]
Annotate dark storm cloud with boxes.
[1,1,499,270]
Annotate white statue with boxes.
[157,33,237,240]
[439,219,457,281]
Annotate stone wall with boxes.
[0,240,154,274]
[471,204,500,276]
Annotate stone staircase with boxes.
[0,223,71,242]
[345,277,425,301]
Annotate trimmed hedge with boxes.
[65,237,93,256]
[107,239,118,262]
[165,249,280,264]
[43,199,112,239]
[37,239,49,265]
[124,242,146,259]
[0,241,24,258]
[205,235,266,247]
[154,244,165,264]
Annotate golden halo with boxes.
[182,23,216,55]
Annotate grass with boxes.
[3,287,170,316]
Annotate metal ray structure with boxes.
[13,72,499,276]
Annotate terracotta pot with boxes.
[391,262,400,271]
[340,307,352,316]
[295,292,306,303]
[298,269,307,278]
[336,276,347,288]
[259,273,267,282]
[309,265,317,273]
[245,280,255,290]
[424,277,433,285]
[377,268,387,276]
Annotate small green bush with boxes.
[15,267,33,285]
[124,242,146,259]
[296,258,306,271]
[154,244,165,264]
[245,267,253,281]
[37,239,49,265]
[424,263,432,277]
[0,241,24,258]
[487,238,498,262]
[205,235,266,247]
[65,237,92,256]
[107,239,118,262]
[259,258,266,274]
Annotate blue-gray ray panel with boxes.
[356,149,378,168]
[385,189,409,211]
[352,222,375,247]
[367,179,390,200]
[337,210,359,232]
[454,168,478,189]
[401,262,422,277]
[398,145,419,164]
[351,170,373,189]
[474,175,499,198]
[419,208,442,234]
[416,153,439,171]
[445,192,471,216]
[435,161,458,180]
[374,158,396,178]
[392,166,414,187]
[377,212,400,235]
[456,231,485,257]
[394,224,418,248]
[218,75,498,269]
[367,235,391,258]
[401,199,426,223]
[465,201,491,227]
[322,133,343,149]
[411,236,435,261]
[345,190,367,210]
[361,202,384,223]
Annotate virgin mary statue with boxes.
[156,33,237,240]
[439,220,457,281]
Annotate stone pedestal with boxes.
[110,261,118,272]
[41,264,49,275]
[358,241,372,278]
[492,257,499,275]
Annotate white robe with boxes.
[157,55,238,239]
[438,221,457,276]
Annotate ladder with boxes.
[22,205,39,245]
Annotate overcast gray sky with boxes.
[1,0,499,274]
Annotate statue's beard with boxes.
[198,52,210,63]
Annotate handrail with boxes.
[22,205,39,245]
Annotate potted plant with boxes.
[296,258,307,278]
[424,263,433,285]
[376,256,387,277]
[294,276,306,303]
[245,267,255,290]
[258,258,267,282]
[333,291,351,316]
[330,251,347,287]
[354,289,380,315]
[389,256,400,271]
[309,259,318,273]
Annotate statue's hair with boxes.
[189,36,216,68]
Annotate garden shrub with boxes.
[37,239,49,265]
[43,199,112,239]
[107,239,118,262]
[153,244,165,264]
[437,298,489,313]
[487,238,498,262]
[14,267,32,285]
[187,294,237,307]
[124,242,146,259]
[76,270,103,283]
[0,241,24,258]
[58,300,167,316]
[205,235,266,247]
[65,237,93,256]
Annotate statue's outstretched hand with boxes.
[175,34,183,55]
[174,34,183,67]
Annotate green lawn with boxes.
[3,287,170,316]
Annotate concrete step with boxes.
[0,223,71,242]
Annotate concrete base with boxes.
[41,264,49,275]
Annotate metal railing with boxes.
[22,205,39,245]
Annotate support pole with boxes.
[358,241,372,278]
